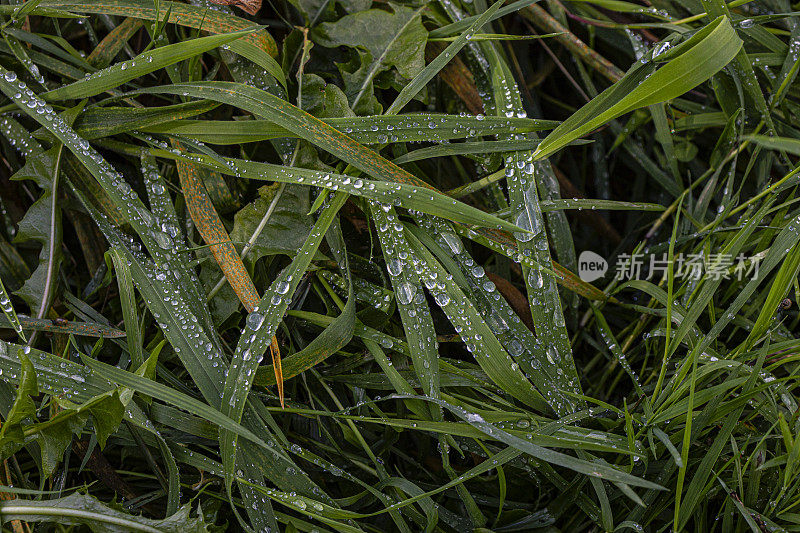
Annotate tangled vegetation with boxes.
[0,0,798,531]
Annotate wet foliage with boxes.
[0,0,798,531]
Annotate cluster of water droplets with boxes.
[140,153,179,234]
[13,57,45,87]
[335,113,530,144]
[0,287,23,337]
[0,115,37,157]
[370,203,441,395]
[79,52,155,84]
[224,304,274,410]
[98,218,229,390]
[0,340,94,400]
[2,72,187,262]
[642,6,670,18]
[494,74,584,400]
[504,156,563,309]
[416,215,575,412]
[320,270,392,312]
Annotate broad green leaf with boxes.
[0,492,209,533]
[312,4,427,113]
[230,183,313,261]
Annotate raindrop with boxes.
[396,282,415,305]
[387,258,403,277]
[247,311,265,331]
[514,210,540,242]
[434,292,450,306]
[275,280,290,294]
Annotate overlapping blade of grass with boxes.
[537,199,664,212]
[332,413,640,455]
[0,316,124,338]
[147,149,525,232]
[386,0,509,116]
[130,82,532,189]
[392,138,550,163]
[369,205,441,419]
[409,216,575,414]
[384,394,664,491]
[3,33,47,90]
[132,81,605,300]
[83,357,274,452]
[655,201,777,402]
[170,140,285,400]
[218,192,349,508]
[139,153,219,336]
[0,67,334,528]
[74,184,327,529]
[747,134,800,155]
[4,27,93,72]
[405,227,549,410]
[258,219,356,392]
[1,0,797,529]
[106,249,142,367]
[73,100,219,139]
[2,72,218,341]
[700,0,775,134]
[39,0,281,73]
[490,51,583,403]
[534,16,742,160]
[0,342,98,402]
[42,28,258,101]
[140,114,557,144]
[173,141,259,306]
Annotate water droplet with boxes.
[275,280,290,294]
[396,282,415,305]
[247,311,264,330]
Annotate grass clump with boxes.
[0,0,798,531]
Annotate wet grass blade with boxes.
[0,278,26,342]
[0,316,125,338]
[86,17,142,68]
[534,16,742,160]
[43,29,258,101]
[73,100,219,139]
[151,150,526,233]
[132,82,604,300]
[218,192,347,514]
[39,0,278,55]
[140,114,557,144]
[107,248,142,366]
